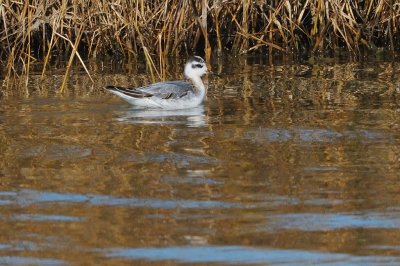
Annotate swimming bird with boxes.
[104,56,208,110]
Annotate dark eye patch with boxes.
[192,64,204,68]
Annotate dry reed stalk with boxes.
[1,0,400,88]
[57,25,90,92]
[25,1,32,87]
[158,32,166,79]
[212,1,223,55]
[40,25,56,81]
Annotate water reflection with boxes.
[101,245,399,265]
[267,212,400,231]
[0,256,66,266]
[0,56,400,265]
[4,189,237,209]
[241,128,387,143]
[114,105,206,127]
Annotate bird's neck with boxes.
[188,76,205,93]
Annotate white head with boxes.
[184,56,207,80]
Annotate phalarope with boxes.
[105,56,208,110]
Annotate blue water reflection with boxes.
[3,189,237,209]
[0,256,66,266]
[242,128,387,143]
[267,212,400,231]
[101,245,399,265]
[13,214,82,222]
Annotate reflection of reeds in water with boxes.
[1,1,399,87]
[1,58,400,258]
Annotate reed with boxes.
[0,0,399,88]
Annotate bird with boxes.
[104,56,208,110]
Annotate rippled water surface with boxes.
[1,56,400,265]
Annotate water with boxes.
[0,56,400,265]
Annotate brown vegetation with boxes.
[0,0,399,86]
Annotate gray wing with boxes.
[105,80,193,100]
[140,80,193,99]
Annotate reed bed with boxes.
[1,0,399,88]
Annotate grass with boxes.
[0,0,399,88]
